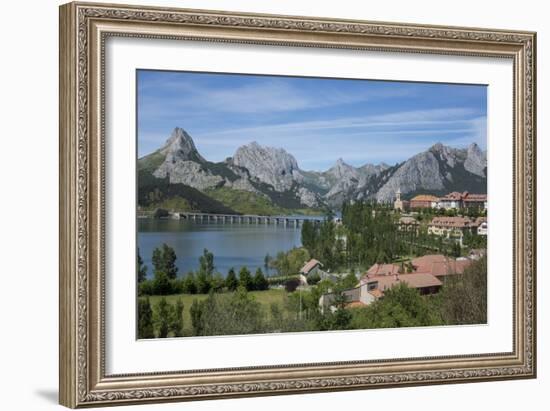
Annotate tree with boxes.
[239,267,253,291]
[182,272,197,294]
[137,248,147,283]
[196,270,212,294]
[301,220,317,251]
[196,249,215,294]
[190,299,204,336]
[227,287,264,334]
[451,241,462,258]
[153,298,173,338]
[307,271,321,285]
[286,248,311,275]
[318,221,336,268]
[253,268,269,291]
[188,288,265,336]
[199,248,215,276]
[152,271,173,295]
[152,243,178,279]
[137,297,154,338]
[284,277,300,292]
[211,273,225,292]
[264,254,271,273]
[225,268,238,291]
[331,306,352,330]
[273,251,291,277]
[439,256,487,325]
[339,272,359,290]
[153,208,169,219]
[138,279,154,296]
[269,303,284,331]
[350,283,443,329]
[170,299,184,337]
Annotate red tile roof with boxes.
[410,195,439,202]
[411,254,471,277]
[366,263,400,276]
[430,216,474,228]
[299,259,322,274]
[463,193,487,202]
[399,216,419,225]
[362,273,442,291]
[474,217,487,226]
[440,191,464,201]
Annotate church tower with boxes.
[394,188,404,211]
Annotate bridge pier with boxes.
[174,212,323,227]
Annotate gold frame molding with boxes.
[59,2,537,408]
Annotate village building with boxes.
[468,248,487,260]
[463,193,488,210]
[437,191,464,209]
[361,272,442,295]
[319,272,442,311]
[299,259,323,277]
[409,194,439,209]
[366,263,400,276]
[476,218,488,235]
[393,189,409,211]
[409,254,471,280]
[428,216,476,243]
[435,191,487,210]
[299,259,340,284]
[319,254,472,311]
[397,216,419,232]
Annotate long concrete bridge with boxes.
[138,210,325,228]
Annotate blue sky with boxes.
[137,70,487,171]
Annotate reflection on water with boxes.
[137,218,302,277]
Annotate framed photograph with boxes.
[59,2,537,408]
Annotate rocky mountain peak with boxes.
[429,142,445,153]
[464,142,486,177]
[159,127,205,163]
[327,158,357,179]
[152,127,221,189]
[140,127,486,211]
[429,142,464,168]
[232,141,303,191]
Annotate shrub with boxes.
[307,272,321,285]
[225,268,238,291]
[137,297,154,338]
[284,278,300,292]
[152,271,173,295]
[153,208,170,219]
[138,279,154,296]
[253,268,269,291]
[182,272,197,294]
[239,267,253,291]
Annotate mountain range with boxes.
[138,127,487,214]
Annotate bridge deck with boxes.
[137,210,326,224]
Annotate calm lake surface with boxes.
[138,218,304,278]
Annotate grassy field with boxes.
[146,288,288,335]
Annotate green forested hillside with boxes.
[205,187,292,216]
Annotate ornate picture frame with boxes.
[59,1,536,408]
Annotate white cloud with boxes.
[139,77,418,115]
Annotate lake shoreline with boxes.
[138,218,303,278]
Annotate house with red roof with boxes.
[299,259,323,276]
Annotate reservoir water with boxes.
[138,218,304,278]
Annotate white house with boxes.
[477,221,488,236]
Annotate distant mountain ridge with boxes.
[138,127,487,213]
